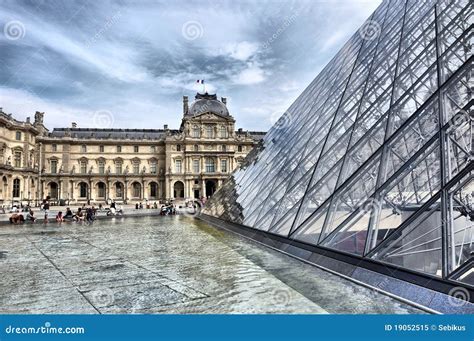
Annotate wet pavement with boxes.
[0,216,424,314]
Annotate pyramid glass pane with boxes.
[202,0,473,287]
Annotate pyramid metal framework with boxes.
[203,0,473,288]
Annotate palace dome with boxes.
[187,92,229,117]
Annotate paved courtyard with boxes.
[0,216,424,314]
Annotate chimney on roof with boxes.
[71,122,77,128]
[183,96,189,114]
[26,117,31,124]
[221,97,227,106]
[164,124,168,130]
[238,128,243,133]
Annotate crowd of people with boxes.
[4,200,204,224]
[5,199,193,225]
[7,201,123,225]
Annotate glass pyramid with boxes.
[203,0,473,286]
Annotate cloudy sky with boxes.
[0,0,381,131]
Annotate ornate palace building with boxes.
[0,93,265,206]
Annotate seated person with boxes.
[64,207,73,219]
[73,208,84,222]
[26,209,36,222]
[9,213,25,224]
[56,211,64,222]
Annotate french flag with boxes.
[196,79,204,84]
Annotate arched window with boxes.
[132,182,141,198]
[149,182,158,198]
[12,179,20,198]
[115,182,124,198]
[194,144,199,151]
[49,182,58,199]
[79,182,88,198]
[97,182,106,198]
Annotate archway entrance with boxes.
[149,182,158,199]
[49,182,58,199]
[173,181,184,198]
[114,182,124,200]
[205,180,216,197]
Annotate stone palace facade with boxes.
[0,93,265,206]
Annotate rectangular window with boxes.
[80,161,87,174]
[115,163,122,174]
[81,145,87,153]
[220,126,228,138]
[238,145,243,152]
[52,144,57,152]
[192,126,200,138]
[15,131,21,141]
[14,151,21,168]
[175,159,182,173]
[51,160,57,174]
[99,145,104,153]
[98,161,105,174]
[117,146,122,153]
[205,158,215,173]
[133,163,140,174]
[151,146,156,152]
[221,159,227,173]
[150,161,157,174]
[206,125,214,138]
[193,159,200,173]
[134,146,139,153]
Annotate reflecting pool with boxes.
[0,216,424,314]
